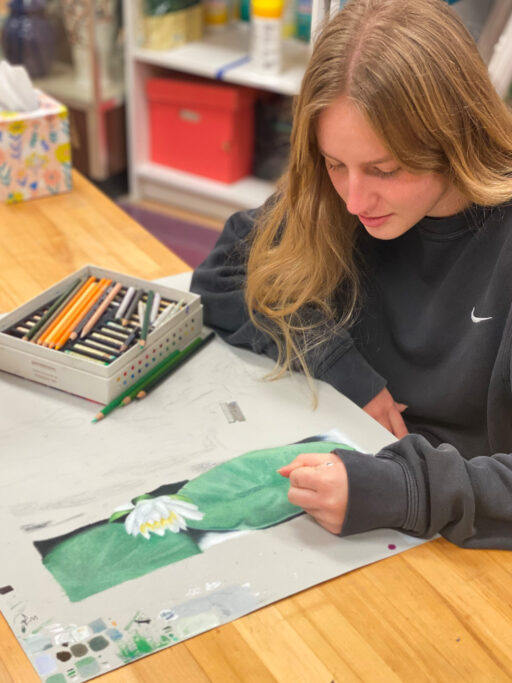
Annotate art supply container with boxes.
[0,265,203,403]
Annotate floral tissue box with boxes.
[0,89,72,204]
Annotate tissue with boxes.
[0,60,39,112]
[0,87,72,204]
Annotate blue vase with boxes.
[2,0,55,79]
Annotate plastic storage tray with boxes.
[0,265,203,403]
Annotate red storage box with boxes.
[146,77,255,183]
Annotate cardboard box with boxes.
[0,265,203,403]
[147,77,254,183]
[143,3,204,49]
[0,89,72,204]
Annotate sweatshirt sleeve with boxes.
[190,208,386,407]
[334,434,512,549]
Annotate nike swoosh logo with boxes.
[471,307,493,323]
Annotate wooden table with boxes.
[1,172,512,683]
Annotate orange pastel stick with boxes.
[37,276,96,346]
[43,278,98,348]
[54,279,112,350]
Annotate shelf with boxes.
[133,23,310,95]
[124,0,303,218]
[135,161,275,220]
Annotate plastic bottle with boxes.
[251,0,284,74]
[204,0,230,30]
[282,0,296,39]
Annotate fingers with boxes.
[288,460,339,492]
[363,387,409,438]
[285,458,349,536]
[288,485,319,509]
[389,408,409,439]
[377,413,394,435]
[302,511,343,535]
[278,452,333,478]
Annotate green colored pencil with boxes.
[136,332,215,399]
[92,347,181,422]
[23,278,82,341]
[139,290,154,347]
[121,348,181,405]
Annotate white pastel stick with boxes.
[150,293,161,323]
[115,286,135,320]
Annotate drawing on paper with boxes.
[34,439,351,601]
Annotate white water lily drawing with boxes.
[112,496,204,540]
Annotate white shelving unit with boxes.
[123,0,511,221]
[123,0,326,220]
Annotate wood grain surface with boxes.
[1,172,512,683]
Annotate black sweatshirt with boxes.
[190,202,512,549]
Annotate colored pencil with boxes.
[168,298,186,322]
[43,277,100,348]
[23,278,82,341]
[65,349,109,365]
[136,332,215,400]
[115,286,135,320]
[120,326,140,352]
[90,333,123,349]
[137,300,145,326]
[38,275,96,346]
[99,326,128,340]
[150,292,161,323]
[92,347,181,422]
[69,282,114,341]
[108,320,135,332]
[8,328,26,338]
[80,338,121,356]
[92,306,116,330]
[54,278,111,350]
[139,290,154,347]
[121,288,143,326]
[69,342,117,362]
[80,281,123,338]
[153,301,175,328]
[121,350,181,406]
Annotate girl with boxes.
[191,0,512,548]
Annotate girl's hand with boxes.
[363,387,408,438]
[278,453,348,534]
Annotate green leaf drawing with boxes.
[178,441,352,531]
[132,493,153,504]
[108,508,133,523]
[43,522,201,602]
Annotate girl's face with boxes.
[317,95,468,240]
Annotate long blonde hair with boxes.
[246,0,512,385]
